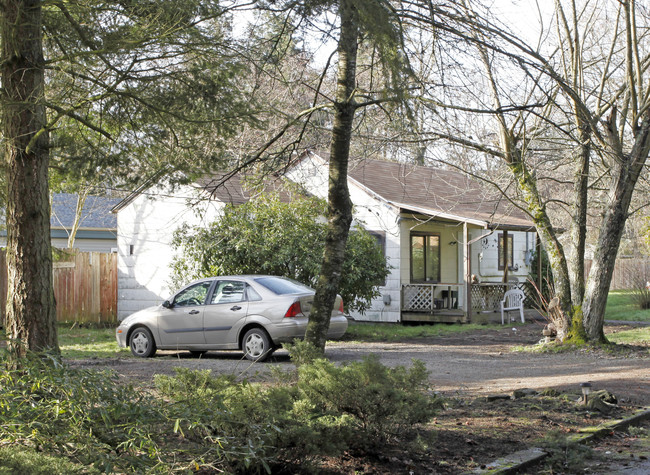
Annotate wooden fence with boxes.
[585,257,650,290]
[0,250,117,323]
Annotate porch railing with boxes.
[401,283,462,313]
[471,282,535,312]
[402,281,536,314]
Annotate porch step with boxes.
[401,312,468,324]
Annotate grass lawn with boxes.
[605,290,650,322]
[343,321,506,342]
[53,288,647,358]
[58,323,129,359]
[607,326,650,345]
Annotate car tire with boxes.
[130,327,157,358]
[242,328,274,362]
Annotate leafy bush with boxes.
[0,352,255,473]
[0,352,164,472]
[170,192,390,312]
[0,350,441,473]
[296,356,443,447]
[155,356,443,469]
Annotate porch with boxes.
[401,282,536,323]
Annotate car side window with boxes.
[246,284,262,301]
[210,281,245,305]
[173,282,211,307]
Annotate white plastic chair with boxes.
[500,288,525,324]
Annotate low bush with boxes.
[155,355,443,470]
[631,285,650,310]
[0,352,176,473]
[0,349,441,473]
[0,352,253,473]
[296,356,442,448]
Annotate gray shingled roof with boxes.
[196,172,296,204]
[111,152,534,230]
[50,193,120,230]
[346,157,533,229]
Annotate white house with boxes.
[113,152,536,322]
[285,152,536,323]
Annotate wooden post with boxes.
[464,222,471,322]
[537,233,542,293]
[503,229,509,283]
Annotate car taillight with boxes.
[339,299,344,314]
[284,301,302,318]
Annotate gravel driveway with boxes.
[69,324,650,405]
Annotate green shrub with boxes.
[170,192,390,313]
[284,338,324,367]
[155,356,443,470]
[0,352,165,473]
[0,353,254,474]
[296,356,443,448]
[0,350,441,474]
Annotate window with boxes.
[498,233,514,270]
[368,231,386,256]
[254,276,312,295]
[369,231,387,286]
[410,233,440,282]
[210,280,245,304]
[173,281,211,307]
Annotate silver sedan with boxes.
[116,275,348,361]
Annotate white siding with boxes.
[469,229,536,282]
[286,153,402,322]
[116,185,223,319]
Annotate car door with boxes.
[157,281,212,347]
[202,279,249,347]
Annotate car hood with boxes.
[120,305,162,325]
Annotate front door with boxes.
[158,281,212,347]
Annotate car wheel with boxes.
[130,327,157,358]
[242,328,273,362]
[189,350,207,358]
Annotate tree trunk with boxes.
[68,189,89,249]
[568,125,590,306]
[2,0,59,355]
[305,0,357,352]
[582,110,650,342]
[504,154,573,341]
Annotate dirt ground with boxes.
[70,323,650,404]
[68,322,650,474]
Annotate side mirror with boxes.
[162,300,172,309]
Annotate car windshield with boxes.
[254,276,313,295]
